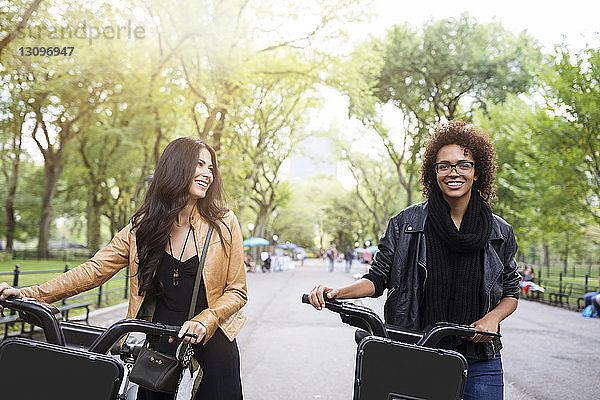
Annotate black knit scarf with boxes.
[427,186,493,253]
[421,186,493,335]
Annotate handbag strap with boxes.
[188,225,214,320]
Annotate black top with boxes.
[140,253,243,399]
[152,251,208,356]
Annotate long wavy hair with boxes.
[131,137,229,295]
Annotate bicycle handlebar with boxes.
[88,319,192,354]
[1,297,198,354]
[0,297,65,346]
[301,294,500,347]
[302,294,387,337]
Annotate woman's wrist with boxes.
[338,279,375,299]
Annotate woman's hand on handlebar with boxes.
[0,282,21,309]
[170,320,206,345]
[469,297,517,342]
[469,315,499,343]
[308,285,340,310]
[308,279,375,310]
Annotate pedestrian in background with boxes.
[583,275,600,316]
[344,246,354,273]
[522,265,535,282]
[326,244,336,272]
[261,252,271,273]
[308,121,520,400]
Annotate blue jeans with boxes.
[328,258,334,272]
[345,260,352,272]
[584,291,600,314]
[463,353,503,400]
[584,291,600,305]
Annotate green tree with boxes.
[271,179,325,250]
[1,2,131,256]
[338,150,404,240]
[338,14,541,206]
[227,74,318,240]
[0,0,43,57]
[0,72,29,250]
[475,95,591,267]
[546,44,600,223]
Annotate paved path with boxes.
[501,298,600,399]
[85,258,600,399]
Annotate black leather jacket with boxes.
[363,201,520,359]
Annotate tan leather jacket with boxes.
[20,208,247,343]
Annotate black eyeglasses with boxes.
[434,161,474,176]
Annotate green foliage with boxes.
[334,14,541,221]
[270,180,323,250]
[474,93,595,265]
[376,15,541,120]
[1,3,598,270]
[545,45,600,223]
[0,160,44,242]
[322,191,364,250]
[338,149,405,240]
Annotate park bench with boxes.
[548,283,573,307]
[0,310,34,338]
[1,299,92,339]
[56,300,92,323]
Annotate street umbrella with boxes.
[243,237,270,247]
[277,242,298,250]
[366,245,378,253]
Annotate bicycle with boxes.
[301,294,500,400]
[0,297,196,400]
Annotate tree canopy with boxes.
[0,5,598,266]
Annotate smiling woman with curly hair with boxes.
[420,120,497,203]
[306,120,520,400]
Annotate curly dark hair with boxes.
[419,120,497,203]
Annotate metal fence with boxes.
[525,266,599,310]
[6,248,94,262]
[0,263,129,308]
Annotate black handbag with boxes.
[129,225,213,394]
[130,344,183,393]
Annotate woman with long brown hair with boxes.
[0,137,247,399]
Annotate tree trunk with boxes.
[4,131,23,250]
[253,206,271,261]
[106,212,116,238]
[201,108,217,140]
[37,152,62,258]
[542,241,550,278]
[212,109,226,152]
[563,233,569,275]
[5,198,16,250]
[152,106,163,166]
[86,184,102,253]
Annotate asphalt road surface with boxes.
[85,258,600,400]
